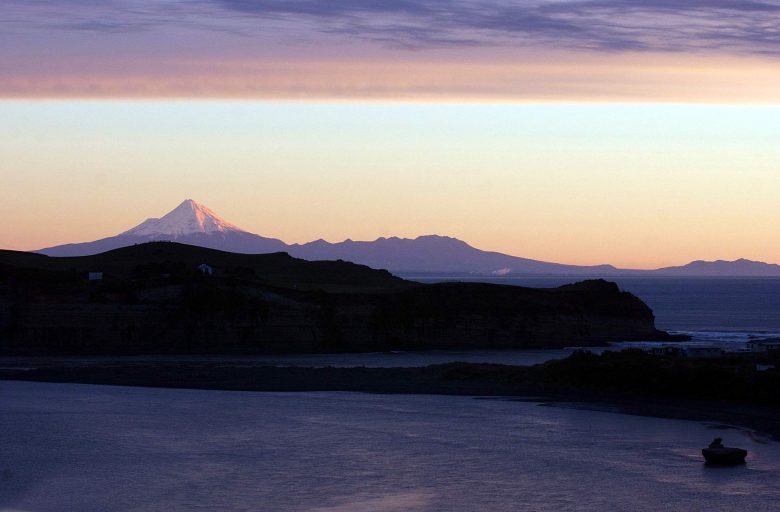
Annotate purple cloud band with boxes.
[3,0,780,55]
[218,0,780,54]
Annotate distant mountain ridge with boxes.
[655,258,780,277]
[36,199,780,276]
[287,235,617,275]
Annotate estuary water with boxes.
[2,381,779,512]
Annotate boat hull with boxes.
[702,447,747,466]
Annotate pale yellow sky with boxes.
[1,101,778,269]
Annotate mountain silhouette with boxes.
[36,199,780,276]
[287,235,616,274]
[654,258,780,276]
[39,199,287,257]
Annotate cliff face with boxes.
[367,280,664,349]
[0,244,670,355]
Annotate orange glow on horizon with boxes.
[2,53,780,103]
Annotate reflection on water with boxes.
[1,381,778,511]
[309,492,434,512]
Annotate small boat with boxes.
[702,438,747,465]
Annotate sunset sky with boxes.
[2,1,779,268]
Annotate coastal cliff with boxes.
[0,243,672,355]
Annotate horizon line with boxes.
[16,236,780,272]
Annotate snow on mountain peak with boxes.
[122,199,244,238]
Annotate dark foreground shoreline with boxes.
[2,357,779,441]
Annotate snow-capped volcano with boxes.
[38,199,287,256]
[122,199,243,238]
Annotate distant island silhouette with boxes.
[35,199,780,276]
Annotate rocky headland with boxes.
[0,242,674,355]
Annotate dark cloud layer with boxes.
[4,0,780,55]
[212,0,780,54]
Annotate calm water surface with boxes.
[2,381,778,512]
